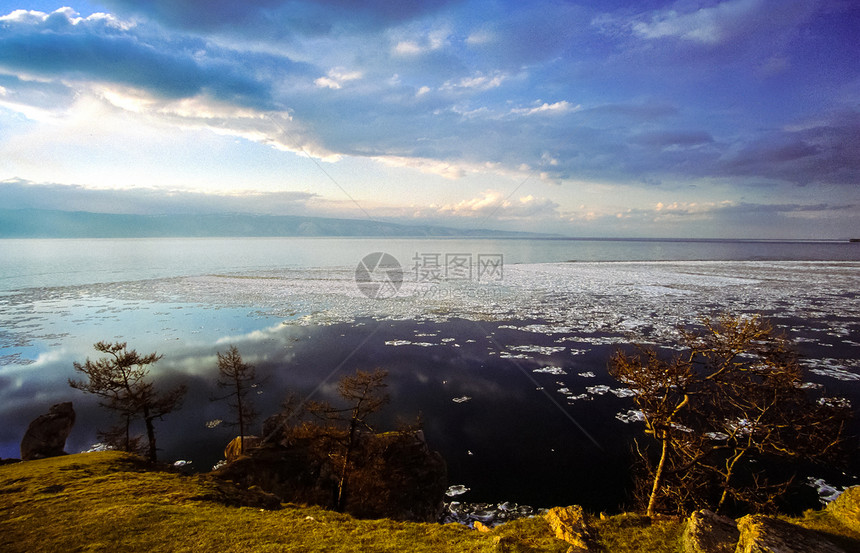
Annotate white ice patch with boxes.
[446,484,470,496]
[533,366,567,375]
[806,477,847,505]
[507,344,566,355]
[616,410,645,423]
[805,359,860,382]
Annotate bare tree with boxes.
[213,345,258,455]
[308,368,390,512]
[610,314,850,516]
[69,341,187,462]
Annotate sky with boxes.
[0,0,857,238]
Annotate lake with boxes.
[1,237,859,511]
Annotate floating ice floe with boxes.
[385,340,437,347]
[507,345,566,355]
[806,477,847,505]
[805,358,860,381]
[567,393,591,402]
[82,443,116,453]
[205,419,223,429]
[452,396,472,403]
[609,387,636,398]
[533,366,567,375]
[577,371,596,378]
[445,484,470,497]
[818,397,852,408]
[586,385,611,395]
[499,351,530,359]
[173,460,191,467]
[615,410,645,423]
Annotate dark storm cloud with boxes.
[0,9,283,108]
[721,111,860,185]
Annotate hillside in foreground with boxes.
[1,451,859,552]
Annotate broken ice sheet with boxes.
[452,396,472,403]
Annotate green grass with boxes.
[6,452,853,552]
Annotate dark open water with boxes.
[1,237,858,511]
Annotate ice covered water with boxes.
[1,257,858,509]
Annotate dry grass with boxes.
[7,452,853,552]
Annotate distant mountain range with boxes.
[0,209,550,238]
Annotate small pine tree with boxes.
[70,341,187,462]
[213,345,259,455]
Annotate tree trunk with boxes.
[647,432,669,517]
[142,404,157,462]
[716,451,744,513]
[237,391,245,455]
[336,416,358,512]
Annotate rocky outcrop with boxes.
[545,505,594,551]
[214,429,447,522]
[224,435,262,462]
[734,515,846,553]
[826,486,860,529]
[682,509,739,553]
[20,402,75,461]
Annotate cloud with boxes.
[314,67,363,89]
[0,178,319,215]
[441,71,507,92]
[434,190,561,220]
[97,0,458,37]
[0,8,280,108]
[631,0,766,44]
[510,101,579,117]
[631,131,714,149]
[720,110,860,185]
[628,0,817,46]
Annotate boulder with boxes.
[826,486,860,529]
[735,515,846,553]
[20,402,75,461]
[473,520,491,532]
[545,505,593,551]
[682,509,739,553]
[224,435,262,462]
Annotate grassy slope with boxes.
[1,452,857,552]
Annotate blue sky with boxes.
[0,0,857,237]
